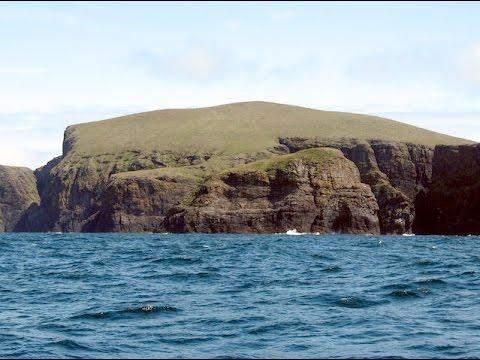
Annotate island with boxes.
[1,101,478,235]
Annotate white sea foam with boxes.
[286,229,306,235]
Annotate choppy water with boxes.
[1,233,480,358]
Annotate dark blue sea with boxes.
[1,233,479,358]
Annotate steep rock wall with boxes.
[414,144,480,235]
[279,137,433,234]
[16,128,212,232]
[92,172,198,232]
[165,148,380,234]
[15,128,480,235]
[0,165,39,231]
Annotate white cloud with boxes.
[225,20,242,31]
[470,43,480,84]
[172,49,220,80]
[0,106,146,168]
[459,43,480,85]
[0,134,58,169]
[379,111,480,143]
[270,9,296,22]
[131,45,259,84]
[0,67,48,75]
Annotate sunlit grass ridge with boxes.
[68,101,472,157]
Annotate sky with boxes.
[1,1,480,168]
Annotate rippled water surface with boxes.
[1,233,480,358]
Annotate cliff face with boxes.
[5,102,479,234]
[165,148,379,234]
[39,147,378,234]
[93,171,198,232]
[16,127,210,232]
[11,132,480,235]
[414,144,480,235]
[17,154,108,232]
[0,165,39,231]
[279,138,433,234]
[14,134,480,235]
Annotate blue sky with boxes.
[1,1,480,168]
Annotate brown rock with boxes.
[165,148,380,234]
[0,165,39,231]
[414,144,480,234]
[92,172,197,232]
[279,137,434,234]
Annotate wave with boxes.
[311,253,335,261]
[285,229,329,235]
[48,339,91,350]
[321,265,341,272]
[413,278,448,287]
[70,305,181,321]
[247,320,306,335]
[286,229,306,235]
[388,289,421,299]
[150,256,202,265]
[460,270,476,276]
[416,259,438,266]
[336,296,380,309]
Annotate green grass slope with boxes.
[223,148,341,176]
[68,101,473,156]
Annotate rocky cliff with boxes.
[94,168,198,232]
[4,101,479,234]
[414,144,480,235]
[165,148,379,234]
[278,138,433,234]
[0,165,39,231]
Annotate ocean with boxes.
[0,233,479,358]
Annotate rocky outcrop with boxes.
[414,144,480,235]
[0,165,39,231]
[47,147,380,234]
[92,171,198,232]
[165,148,380,234]
[16,154,107,232]
[15,127,214,232]
[279,137,433,234]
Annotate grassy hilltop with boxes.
[67,101,472,157]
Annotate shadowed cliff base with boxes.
[413,144,480,235]
[0,101,478,235]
